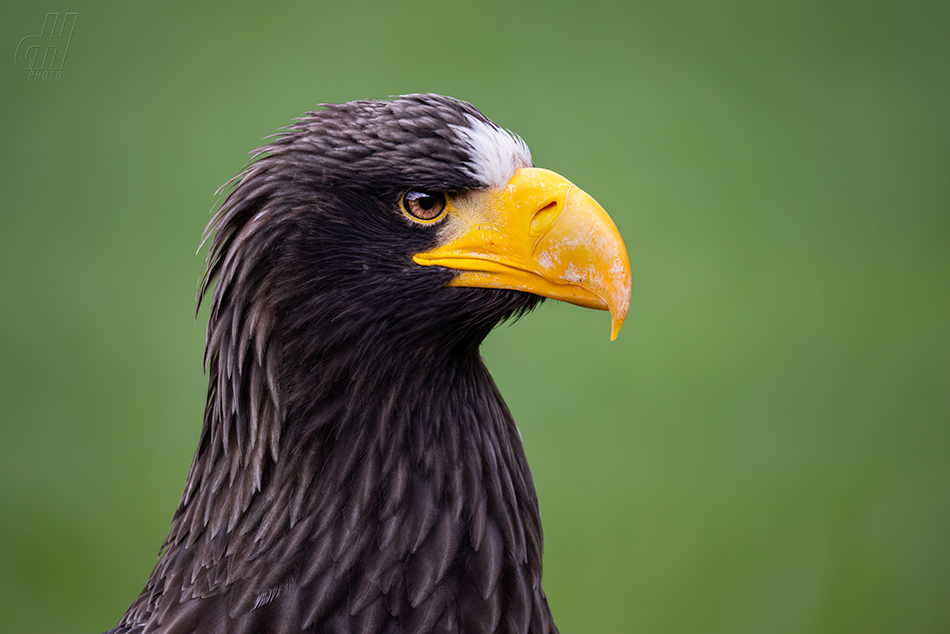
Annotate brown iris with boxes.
[402,190,447,222]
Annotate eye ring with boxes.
[401,190,448,223]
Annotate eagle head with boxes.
[113,94,630,634]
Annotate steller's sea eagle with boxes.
[106,94,630,634]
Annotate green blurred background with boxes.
[2,1,948,632]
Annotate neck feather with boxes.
[122,312,556,633]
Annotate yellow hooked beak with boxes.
[413,167,631,340]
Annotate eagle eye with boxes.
[401,190,447,223]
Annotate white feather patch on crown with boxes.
[451,114,533,189]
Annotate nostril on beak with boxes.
[530,200,561,235]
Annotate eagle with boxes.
[107,94,630,634]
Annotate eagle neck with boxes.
[129,336,555,633]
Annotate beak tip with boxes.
[609,313,625,341]
[608,280,631,341]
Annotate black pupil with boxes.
[418,196,434,210]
